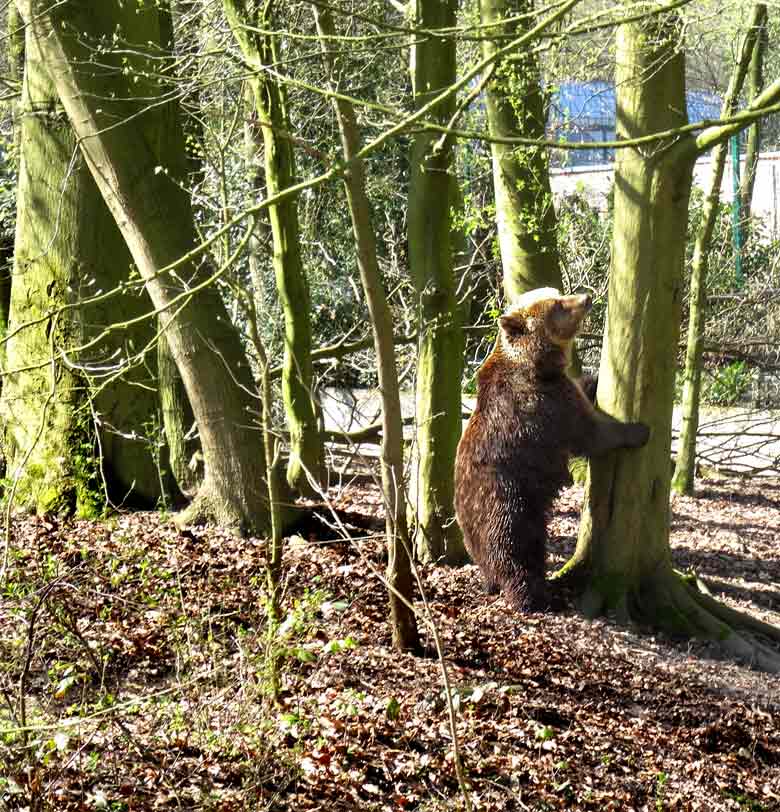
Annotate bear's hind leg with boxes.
[502,524,549,612]
[504,570,548,612]
[482,576,501,595]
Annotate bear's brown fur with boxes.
[454,288,649,611]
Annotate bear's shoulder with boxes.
[477,344,571,397]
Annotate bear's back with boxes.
[456,344,575,501]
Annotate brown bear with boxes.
[454,287,650,611]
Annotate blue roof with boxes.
[547,81,723,166]
[686,89,723,122]
[548,81,722,132]
[549,81,615,130]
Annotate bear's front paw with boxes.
[627,421,650,448]
[578,373,598,404]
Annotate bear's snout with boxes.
[567,292,592,312]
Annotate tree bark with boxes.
[408,0,467,566]
[314,5,420,652]
[1,9,162,514]
[223,0,325,498]
[158,332,199,499]
[672,8,761,495]
[560,1,780,670]
[480,0,561,301]
[0,3,22,350]
[16,0,273,532]
[153,5,199,502]
[565,12,693,606]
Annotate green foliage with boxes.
[258,587,358,697]
[723,788,766,811]
[385,696,401,721]
[655,771,668,811]
[72,434,105,520]
[702,360,753,406]
[534,724,556,742]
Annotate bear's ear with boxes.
[499,312,528,337]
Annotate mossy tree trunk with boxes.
[223,0,324,498]
[1,9,163,515]
[158,332,199,499]
[408,0,467,566]
[314,5,420,652]
[479,0,590,391]
[561,2,780,671]
[0,4,24,413]
[672,8,762,496]
[480,0,561,302]
[17,0,274,533]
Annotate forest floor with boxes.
[0,475,779,811]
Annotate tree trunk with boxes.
[408,0,467,566]
[17,0,274,533]
[564,8,693,619]
[0,3,21,353]
[314,5,420,652]
[561,2,780,671]
[479,0,590,393]
[158,332,199,498]
[480,0,561,301]
[223,0,324,498]
[1,10,162,514]
[672,9,761,495]
[739,4,768,227]
[154,5,199,502]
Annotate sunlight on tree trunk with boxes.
[566,10,694,615]
[672,8,761,495]
[16,0,274,532]
[223,0,325,498]
[559,2,780,671]
[153,4,200,503]
[408,0,467,566]
[479,0,590,396]
[1,13,162,514]
[314,4,420,651]
[0,3,22,396]
[480,0,561,302]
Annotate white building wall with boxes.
[550,150,780,235]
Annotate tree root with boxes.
[638,569,780,672]
[679,571,780,645]
[173,476,301,537]
[670,571,780,672]
[174,487,254,534]
[561,565,780,673]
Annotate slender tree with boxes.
[561,0,780,670]
[16,0,276,532]
[740,3,768,225]
[313,4,420,651]
[408,0,467,566]
[223,0,325,498]
[672,7,762,495]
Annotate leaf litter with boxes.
[0,476,778,811]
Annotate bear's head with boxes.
[498,287,592,368]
